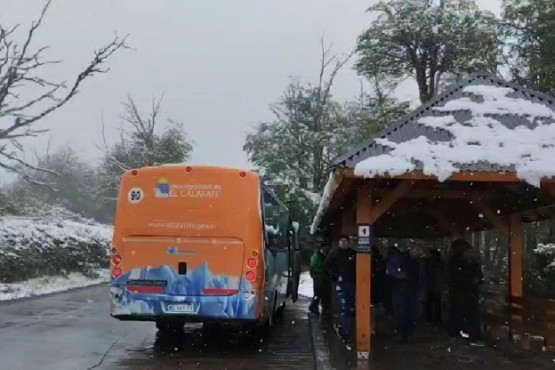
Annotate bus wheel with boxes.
[201,323,224,338]
[274,302,285,322]
[156,320,184,335]
[268,291,278,328]
[248,321,270,344]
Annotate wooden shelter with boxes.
[311,74,555,359]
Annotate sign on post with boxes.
[356,223,372,254]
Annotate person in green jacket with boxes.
[309,242,331,315]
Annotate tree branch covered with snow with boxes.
[501,0,555,96]
[355,0,502,104]
[244,39,354,243]
[0,0,128,181]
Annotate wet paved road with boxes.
[0,285,315,370]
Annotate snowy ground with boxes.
[0,269,109,301]
[298,271,314,298]
[0,214,112,301]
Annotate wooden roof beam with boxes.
[339,168,555,184]
[370,188,492,200]
[423,208,461,236]
[541,183,555,202]
[369,180,414,224]
[470,198,509,236]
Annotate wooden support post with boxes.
[330,216,341,315]
[509,214,524,349]
[330,218,341,249]
[341,205,355,237]
[509,214,524,298]
[355,187,372,360]
[541,183,555,201]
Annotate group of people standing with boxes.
[308,236,485,347]
[309,235,356,343]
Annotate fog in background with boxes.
[0,0,501,178]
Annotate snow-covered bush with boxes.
[534,243,555,274]
[526,243,555,298]
[0,215,112,283]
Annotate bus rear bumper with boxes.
[110,286,258,321]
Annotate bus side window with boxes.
[262,186,289,250]
[262,188,277,249]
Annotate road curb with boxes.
[309,314,334,370]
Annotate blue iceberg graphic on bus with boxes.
[155,178,170,198]
[110,262,256,319]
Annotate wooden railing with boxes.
[484,293,555,351]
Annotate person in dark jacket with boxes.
[447,239,484,346]
[383,246,398,315]
[459,246,484,345]
[426,248,444,325]
[385,247,406,340]
[371,245,386,310]
[309,243,331,315]
[324,234,356,343]
[386,244,423,341]
[371,245,385,334]
[447,239,466,337]
[411,243,428,319]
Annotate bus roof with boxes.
[122,164,258,178]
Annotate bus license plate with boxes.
[167,304,196,313]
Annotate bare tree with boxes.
[94,94,193,220]
[99,93,169,172]
[0,0,128,181]
[311,37,354,190]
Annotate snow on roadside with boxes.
[298,271,314,298]
[0,213,113,300]
[0,269,109,301]
[0,216,113,249]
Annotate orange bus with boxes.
[109,165,300,334]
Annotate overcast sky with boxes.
[1,0,501,172]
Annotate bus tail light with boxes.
[112,254,122,265]
[202,288,239,296]
[246,270,256,282]
[247,257,258,269]
[128,285,164,294]
[112,267,122,278]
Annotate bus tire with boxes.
[275,300,285,322]
[156,319,184,335]
[268,291,278,327]
[252,320,271,342]
[202,323,224,338]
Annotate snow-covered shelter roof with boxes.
[311,73,555,235]
[335,73,555,184]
